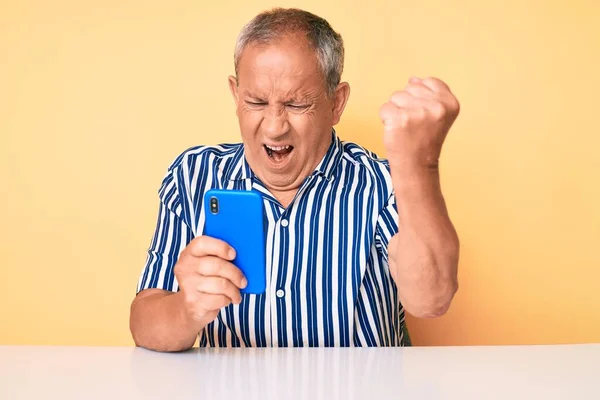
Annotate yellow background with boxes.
[1,0,599,346]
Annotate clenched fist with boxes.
[174,235,247,327]
[379,77,460,169]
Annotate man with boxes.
[130,8,460,351]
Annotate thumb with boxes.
[379,102,402,131]
[379,101,407,131]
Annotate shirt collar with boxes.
[225,144,254,182]
[313,129,343,181]
[227,129,343,182]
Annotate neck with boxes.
[268,187,298,208]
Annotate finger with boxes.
[379,102,410,131]
[389,91,431,109]
[196,276,243,305]
[198,293,232,311]
[380,101,431,131]
[420,77,451,94]
[404,83,436,99]
[379,101,398,124]
[186,235,236,260]
[197,256,247,289]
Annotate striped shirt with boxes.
[137,131,407,347]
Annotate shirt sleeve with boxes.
[136,165,194,294]
[374,193,411,346]
[374,193,399,264]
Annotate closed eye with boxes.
[245,100,267,107]
[286,104,309,110]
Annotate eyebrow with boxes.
[243,93,311,104]
[242,91,265,100]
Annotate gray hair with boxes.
[234,8,345,97]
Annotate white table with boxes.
[1,344,598,399]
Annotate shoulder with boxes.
[166,143,243,175]
[158,143,244,202]
[339,141,393,192]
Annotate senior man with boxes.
[130,8,460,351]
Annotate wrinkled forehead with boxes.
[237,39,326,99]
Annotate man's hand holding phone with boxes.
[174,236,247,327]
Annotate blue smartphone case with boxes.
[203,189,266,294]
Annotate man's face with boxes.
[229,36,349,193]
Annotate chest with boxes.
[195,174,391,347]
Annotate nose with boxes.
[261,105,290,139]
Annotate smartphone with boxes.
[203,189,266,294]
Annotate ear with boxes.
[228,75,240,105]
[331,82,350,126]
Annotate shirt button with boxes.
[276,289,285,298]
[281,219,289,227]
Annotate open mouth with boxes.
[264,144,294,163]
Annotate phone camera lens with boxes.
[210,197,219,214]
